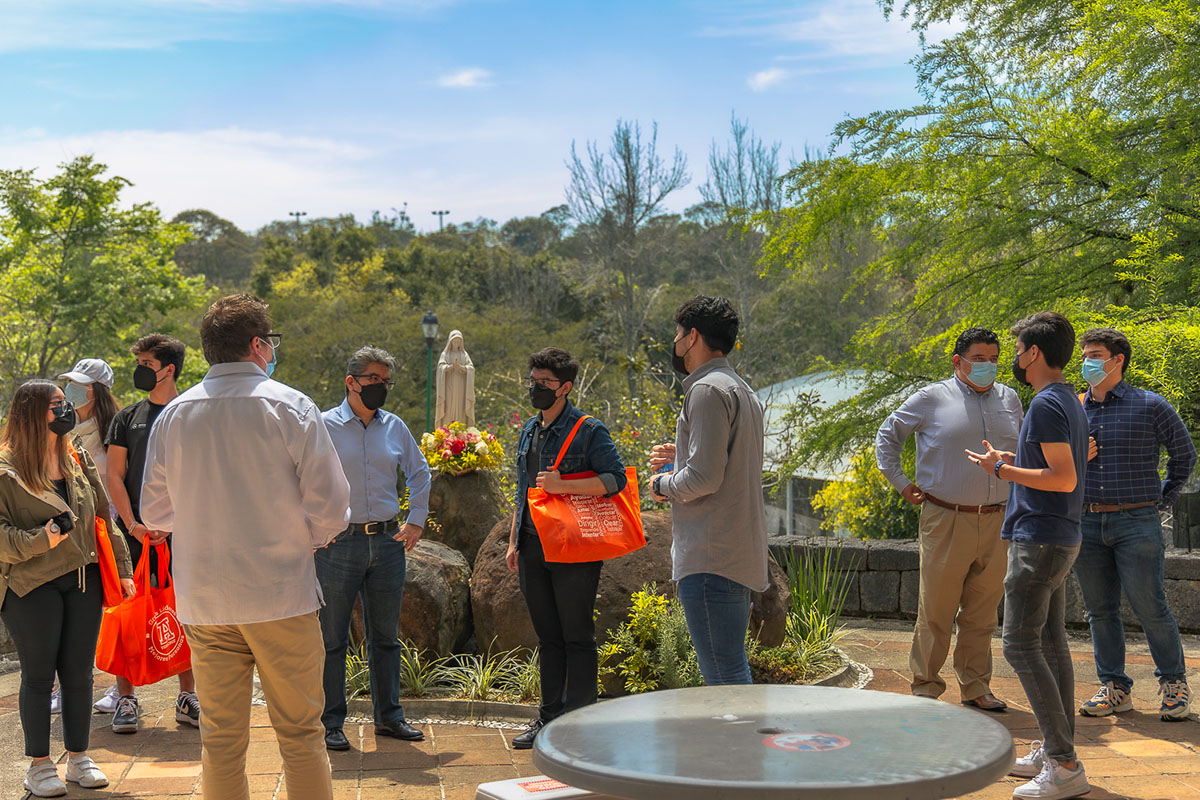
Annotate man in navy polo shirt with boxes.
[967,311,1089,800]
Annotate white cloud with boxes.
[0,125,564,231]
[747,67,788,92]
[703,0,964,69]
[435,67,493,89]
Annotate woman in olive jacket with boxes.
[0,380,134,797]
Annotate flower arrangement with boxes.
[421,422,504,476]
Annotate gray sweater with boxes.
[659,357,769,592]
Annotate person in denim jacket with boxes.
[505,347,626,750]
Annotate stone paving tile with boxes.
[11,621,1200,799]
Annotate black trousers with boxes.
[517,532,602,723]
[1,564,103,757]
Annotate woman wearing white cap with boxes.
[58,360,122,487]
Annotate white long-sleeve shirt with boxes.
[140,362,351,625]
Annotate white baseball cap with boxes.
[59,358,115,388]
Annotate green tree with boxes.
[172,208,257,286]
[763,0,1200,469]
[0,156,203,385]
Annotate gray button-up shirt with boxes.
[658,357,769,592]
[876,375,1024,506]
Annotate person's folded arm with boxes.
[139,422,176,534]
[660,385,731,503]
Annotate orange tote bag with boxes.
[526,415,646,563]
[95,543,191,686]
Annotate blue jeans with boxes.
[315,529,407,730]
[677,573,753,685]
[1002,541,1080,763]
[1073,508,1186,689]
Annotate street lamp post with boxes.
[422,311,439,431]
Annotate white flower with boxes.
[421,433,435,449]
[467,427,481,437]
[474,441,489,455]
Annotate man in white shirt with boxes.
[141,293,351,800]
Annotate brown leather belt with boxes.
[346,519,399,535]
[924,493,1005,514]
[1083,501,1157,514]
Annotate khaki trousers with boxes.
[910,502,1007,700]
[184,612,333,800]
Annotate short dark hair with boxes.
[1010,311,1075,369]
[131,333,186,381]
[528,347,579,385]
[1079,327,1132,375]
[953,327,999,356]
[200,293,271,365]
[674,295,739,354]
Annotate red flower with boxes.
[449,439,466,455]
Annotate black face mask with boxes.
[671,334,694,376]
[1011,351,1031,387]
[529,385,558,411]
[49,402,77,436]
[359,383,387,411]
[133,364,162,392]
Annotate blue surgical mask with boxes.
[63,382,90,408]
[265,346,277,377]
[1082,357,1113,387]
[965,361,998,388]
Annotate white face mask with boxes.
[63,382,90,408]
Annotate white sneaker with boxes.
[49,688,61,715]
[1011,740,1046,778]
[1012,758,1089,799]
[93,683,121,713]
[24,761,66,797]
[65,753,108,789]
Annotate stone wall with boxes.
[770,535,1200,633]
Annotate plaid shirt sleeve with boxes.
[1153,393,1197,507]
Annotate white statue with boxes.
[435,329,475,428]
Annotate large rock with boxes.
[350,539,472,656]
[426,471,507,566]
[470,509,791,653]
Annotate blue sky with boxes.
[0,0,953,231]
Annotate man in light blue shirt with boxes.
[317,346,431,751]
[876,327,1023,711]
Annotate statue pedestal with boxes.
[426,470,507,566]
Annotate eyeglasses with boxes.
[526,377,561,390]
[264,333,282,348]
[353,374,395,389]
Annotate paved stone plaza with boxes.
[2,619,1197,799]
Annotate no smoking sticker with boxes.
[763,732,851,752]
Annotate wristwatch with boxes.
[652,474,665,497]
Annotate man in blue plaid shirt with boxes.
[1074,327,1196,722]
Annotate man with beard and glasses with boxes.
[317,346,431,752]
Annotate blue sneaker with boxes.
[1160,680,1191,721]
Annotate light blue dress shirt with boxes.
[875,375,1024,506]
[322,398,431,527]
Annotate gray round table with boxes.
[532,685,1015,800]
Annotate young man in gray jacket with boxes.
[650,296,769,685]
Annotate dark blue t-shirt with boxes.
[1001,382,1088,545]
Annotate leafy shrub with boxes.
[598,585,702,693]
[811,446,919,539]
[397,641,450,697]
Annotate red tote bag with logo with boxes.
[95,543,190,686]
[526,415,646,563]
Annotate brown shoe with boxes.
[962,693,1008,712]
